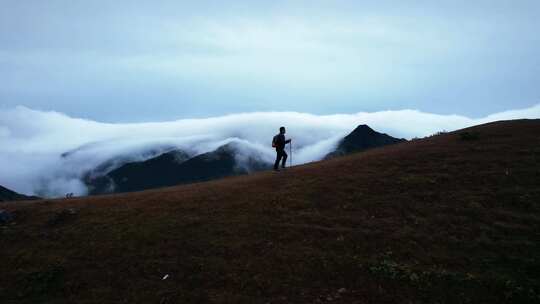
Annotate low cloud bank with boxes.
[1,104,539,197]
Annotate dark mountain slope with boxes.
[1,119,539,303]
[86,149,191,194]
[88,143,270,194]
[326,124,406,158]
[63,144,181,192]
[0,185,40,202]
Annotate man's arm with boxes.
[285,138,291,144]
[277,134,285,146]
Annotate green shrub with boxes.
[459,132,480,141]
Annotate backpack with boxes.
[272,135,278,148]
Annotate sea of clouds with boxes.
[1,104,539,198]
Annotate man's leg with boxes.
[274,150,283,170]
[281,151,288,168]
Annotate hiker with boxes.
[272,126,292,171]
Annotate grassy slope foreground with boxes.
[1,120,539,304]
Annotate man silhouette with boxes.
[272,126,291,171]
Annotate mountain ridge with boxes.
[86,125,404,195]
[0,185,40,202]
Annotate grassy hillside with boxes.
[1,120,539,303]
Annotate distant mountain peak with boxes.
[351,124,375,132]
[343,125,379,140]
[325,124,405,159]
[215,142,239,153]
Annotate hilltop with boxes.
[0,185,39,202]
[1,120,539,303]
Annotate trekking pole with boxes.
[289,140,292,167]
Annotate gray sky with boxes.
[1,0,539,122]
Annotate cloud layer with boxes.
[1,104,539,197]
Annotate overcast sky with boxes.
[1,0,539,122]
